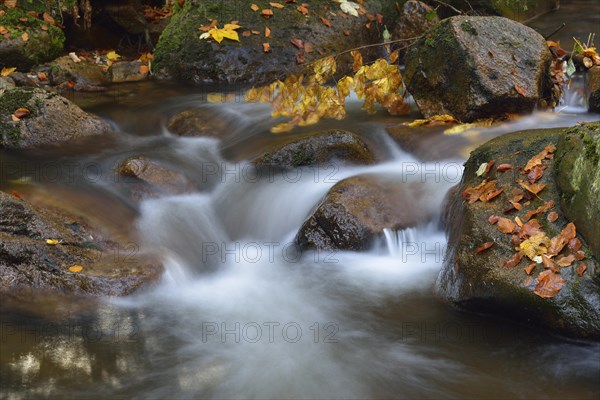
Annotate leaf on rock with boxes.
[524,262,536,275]
[476,242,494,253]
[261,9,274,18]
[338,0,360,17]
[556,254,576,267]
[46,239,60,245]
[518,179,546,195]
[514,84,527,96]
[527,165,545,183]
[269,2,285,8]
[462,180,502,204]
[518,219,542,239]
[1,67,16,77]
[501,252,523,268]
[263,42,271,53]
[576,263,587,276]
[497,217,517,234]
[69,265,83,273]
[524,145,555,171]
[488,215,499,225]
[534,270,565,298]
[251,4,260,11]
[519,232,551,260]
[297,5,309,15]
[547,211,558,222]
[290,37,304,49]
[321,17,332,27]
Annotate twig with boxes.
[544,22,566,40]
[430,0,464,15]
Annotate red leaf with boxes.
[476,242,494,253]
[497,163,513,172]
[514,84,527,96]
[534,270,565,298]
[320,17,331,27]
[290,37,304,49]
[501,252,523,268]
[524,262,536,275]
[547,211,558,222]
[576,263,587,276]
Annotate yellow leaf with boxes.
[271,122,294,133]
[250,4,259,11]
[519,232,551,260]
[106,51,121,61]
[68,265,83,273]
[408,119,430,127]
[21,32,29,42]
[46,239,60,245]
[313,56,336,84]
[430,114,457,123]
[1,67,16,77]
[337,76,354,98]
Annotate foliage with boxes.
[246,49,408,133]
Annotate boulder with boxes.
[253,130,375,169]
[167,108,232,138]
[554,123,600,259]
[392,1,439,59]
[153,0,397,85]
[0,7,65,70]
[110,61,149,83]
[0,190,162,297]
[296,175,431,251]
[41,55,110,91]
[436,126,600,339]
[404,16,552,122]
[116,156,198,199]
[586,66,600,113]
[0,87,112,148]
[425,0,559,21]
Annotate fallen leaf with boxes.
[497,163,513,172]
[534,269,565,298]
[68,265,83,273]
[1,66,16,77]
[304,42,313,53]
[522,200,554,222]
[556,254,576,267]
[527,165,544,183]
[524,145,555,171]
[518,179,546,195]
[297,5,309,15]
[13,108,29,119]
[321,17,332,27]
[296,51,305,64]
[514,84,527,96]
[520,232,551,260]
[524,262,536,275]
[242,30,251,37]
[518,219,542,239]
[46,239,60,245]
[11,114,20,122]
[389,50,399,64]
[290,37,304,49]
[497,217,517,234]
[21,32,29,42]
[43,12,56,25]
[261,9,274,18]
[11,190,21,199]
[41,24,48,31]
[338,0,360,17]
[265,27,271,37]
[576,263,587,276]
[488,215,499,225]
[139,65,150,74]
[501,252,523,268]
[251,4,259,11]
[251,30,260,35]
[547,211,558,222]
[0,26,8,35]
[476,162,488,177]
[567,238,581,253]
[106,50,121,61]
[541,254,558,272]
[269,2,285,8]
[263,42,271,52]
[574,250,585,260]
[476,242,494,253]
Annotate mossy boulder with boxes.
[404,16,552,122]
[39,55,110,91]
[0,87,112,148]
[253,129,376,169]
[0,190,162,297]
[436,126,600,339]
[554,123,600,259]
[296,175,433,251]
[153,0,397,85]
[0,7,65,70]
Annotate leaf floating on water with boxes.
[476,241,494,253]
[68,265,83,273]
[46,239,60,245]
[534,270,565,298]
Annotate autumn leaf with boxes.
[567,237,581,253]
[43,12,56,25]
[107,50,121,61]
[534,270,565,298]
[297,5,309,15]
[200,24,241,43]
[1,67,16,77]
[476,242,494,253]
[518,219,542,239]
[270,2,285,8]
[514,84,527,96]
[501,252,523,268]
[524,262,536,275]
[46,239,61,245]
[263,42,271,53]
[527,165,544,183]
[21,32,29,42]
[497,217,517,234]
[139,65,150,74]
[336,0,360,17]
[290,37,304,49]
[13,108,30,119]
[462,180,501,204]
[489,215,499,224]
[556,254,576,267]
[251,4,259,11]
[69,265,83,273]
[519,232,551,260]
[547,211,558,222]
[524,145,555,171]
[321,17,332,27]
[576,263,587,276]
[261,9,274,18]
[313,56,336,83]
[497,163,513,172]
[522,200,554,222]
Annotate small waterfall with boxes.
[383,226,420,257]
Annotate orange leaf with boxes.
[43,12,56,25]
[534,270,564,298]
[547,211,558,222]
[269,2,285,8]
[527,165,544,183]
[497,217,517,234]
[488,215,499,225]
[139,65,150,74]
[501,252,523,268]
[556,254,575,267]
[524,262,536,275]
[250,4,259,11]
[518,179,546,195]
[576,263,587,276]
[321,17,331,27]
[476,241,494,253]
[37,71,48,81]
[514,84,527,96]
[242,30,251,37]
[69,265,83,273]
[21,32,29,42]
[496,163,513,172]
[13,107,30,119]
[263,42,271,53]
[567,237,581,253]
[261,9,274,18]
[297,5,309,15]
[265,27,271,37]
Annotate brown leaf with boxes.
[43,12,56,25]
[139,65,150,74]
[497,163,513,172]
[524,146,555,172]
[462,180,500,204]
[297,5,309,15]
[556,254,575,267]
[562,222,577,241]
[542,254,558,272]
[497,217,517,234]
[488,215,499,225]
[290,37,304,49]
[251,4,260,11]
[476,242,494,253]
[486,188,504,201]
[575,250,585,261]
[514,84,527,96]
[484,160,495,174]
[525,262,536,275]
[576,263,587,276]
[304,42,313,53]
[518,219,542,239]
[21,32,29,42]
[270,2,285,8]
[13,107,30,119]
[534,270,565,298]
[518,179,546,195]
[523,200,554,222]
[501,252,523,268]
[547,211,558,222]
[265,27,271,37]
[527,165,544,183]
[321,17,332,27]
[263,42,271,53]
[295,51,305,64]
[508,199,522,211]
[261,9,274,18]
[242,30,251,37]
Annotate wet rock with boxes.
[117,156,198,199]
[296,175,430,251]
[436,126,600,339]
[0,190,162,297]
[110,61,149,83]
[41,55,109,91]
[153,0,397,85]
[254,130,375,169]
[166,108,232,138]
[426,0,559,21]
[392,1,439,59]
[586,66,600,113]
[0,87,112,149]
[554,123,600,259]
[0,8,65,70]
[404,16,552,122]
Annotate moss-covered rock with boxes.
[404,16,552,122]
[554,122,600,259]
[0,87,112,148]
[253,129,376,169]
[153,0,397,85]
[436,126,600,339]
[0,7,65,70]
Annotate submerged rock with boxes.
[0,87,112,148]
[296,175,431,251]
[436,125,600,339]
[153,0,397,85]
[253,130,375,169]
[167,108,232,138]
[0,190,162,297]
[404,16,552,122]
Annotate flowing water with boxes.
[2,6,600,398]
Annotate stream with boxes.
[2,3,600,398]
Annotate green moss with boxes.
[460,20,477,35]
[0,88,35,116]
